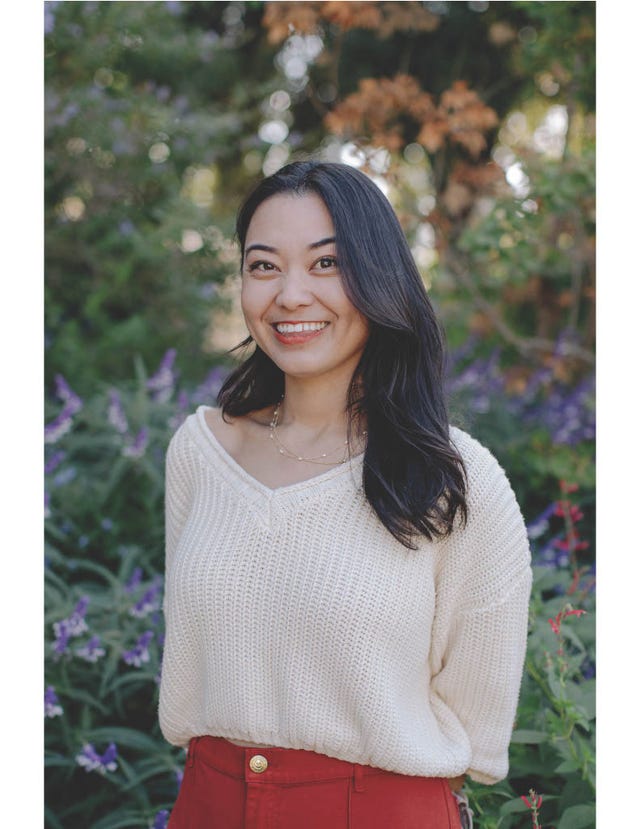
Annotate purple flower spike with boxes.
[76,742,118,774]
[52,622,71,657]
[194,366,227,404]
[52,596,90,654]
[147,349,177,402]
[107,389,129,434]
[67,596,90,635]
[45,450,66,475]
[130,581,162,618]
[44,406,75,444]
[122,630,154,667]
[45,686,63,718]
[153,810,170,829]
[53,466,77,487]
[76,635,106,663]
[124,567,144,594]
[122,427,149,458]
[526,502,557,540]
[54,375,83,414]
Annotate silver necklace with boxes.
[269,399,366,466]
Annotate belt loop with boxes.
[353,763,366,793]
[187,737,200,768]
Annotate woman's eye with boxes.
[247,261,276,273]
[316,256,337,270]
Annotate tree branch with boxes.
[444,251,595,365]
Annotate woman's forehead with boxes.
[246,192,335,245]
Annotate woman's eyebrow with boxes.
[309,236,336,250]
[245,243,277,255]
[245,237,336,256]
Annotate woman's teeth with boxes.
[274,322,329,333]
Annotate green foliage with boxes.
[45,3,595,826]
[45,362,595,828]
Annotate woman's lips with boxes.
[271,322,329,345]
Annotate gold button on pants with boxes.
[249,754,268,773]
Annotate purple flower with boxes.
[169,389,191,431]
[46,377,83,443]
[526,502,557,540]
[124,567,144,594]
[122,631,154,667]
[45,450,66,475]
[53,466,77,487]
[101,518,114,531]
[45,406,75,444]
[130,578,162,618]
[152,810,170,829]
[45,686,63,718]
[122,427,149,458]
[76,742,118,774]
[108,389,129,434]
[76,635,106,663]
[147,349,177,402]
[44,4,56,34]
[55,375,83,415]
[52,596,90,655]
[194,366,227,404]
[52,623,71,657]
[68,596,90,632]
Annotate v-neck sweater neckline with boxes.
[190,405,365,501]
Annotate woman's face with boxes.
[240,192,369,384]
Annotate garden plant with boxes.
[45,3,595,827]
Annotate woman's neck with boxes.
[278,376,350,434]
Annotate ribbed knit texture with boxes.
[159,406,532,784]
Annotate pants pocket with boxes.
[349,773,461,829]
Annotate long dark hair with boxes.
[218,160,467,549]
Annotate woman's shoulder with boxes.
[448,424,524,528]
[448,424,500,480]
[443,425,531,601]
[167,404,273,463]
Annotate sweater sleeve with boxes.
[429,431,532,784]
[163,423,195,612]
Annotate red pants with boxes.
[168,736,462,828]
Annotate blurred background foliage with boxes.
[45,2,595,827]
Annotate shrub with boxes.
[45,352,594,828]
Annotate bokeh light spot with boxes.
[149,142,171,163]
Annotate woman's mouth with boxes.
[271,321,329,344]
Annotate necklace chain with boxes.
[269,399,366,466]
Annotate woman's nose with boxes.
[275,271,313,310]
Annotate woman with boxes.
[159,160,531,828]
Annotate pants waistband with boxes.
[187,737,387,787]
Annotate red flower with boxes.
[559,480,579,494]
[564,608,586,620]
[521,792,543,809]
[548,607,587,635]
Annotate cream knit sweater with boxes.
[159,406,531,784]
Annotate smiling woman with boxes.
[159,161,531,829]
[241,192,369,387]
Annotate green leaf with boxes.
[90,811,149,829]
[555,758,580,774]
[87,726,163,753]
[557,803,596,829]
[511,729,548,744]
[499,797,529,816]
